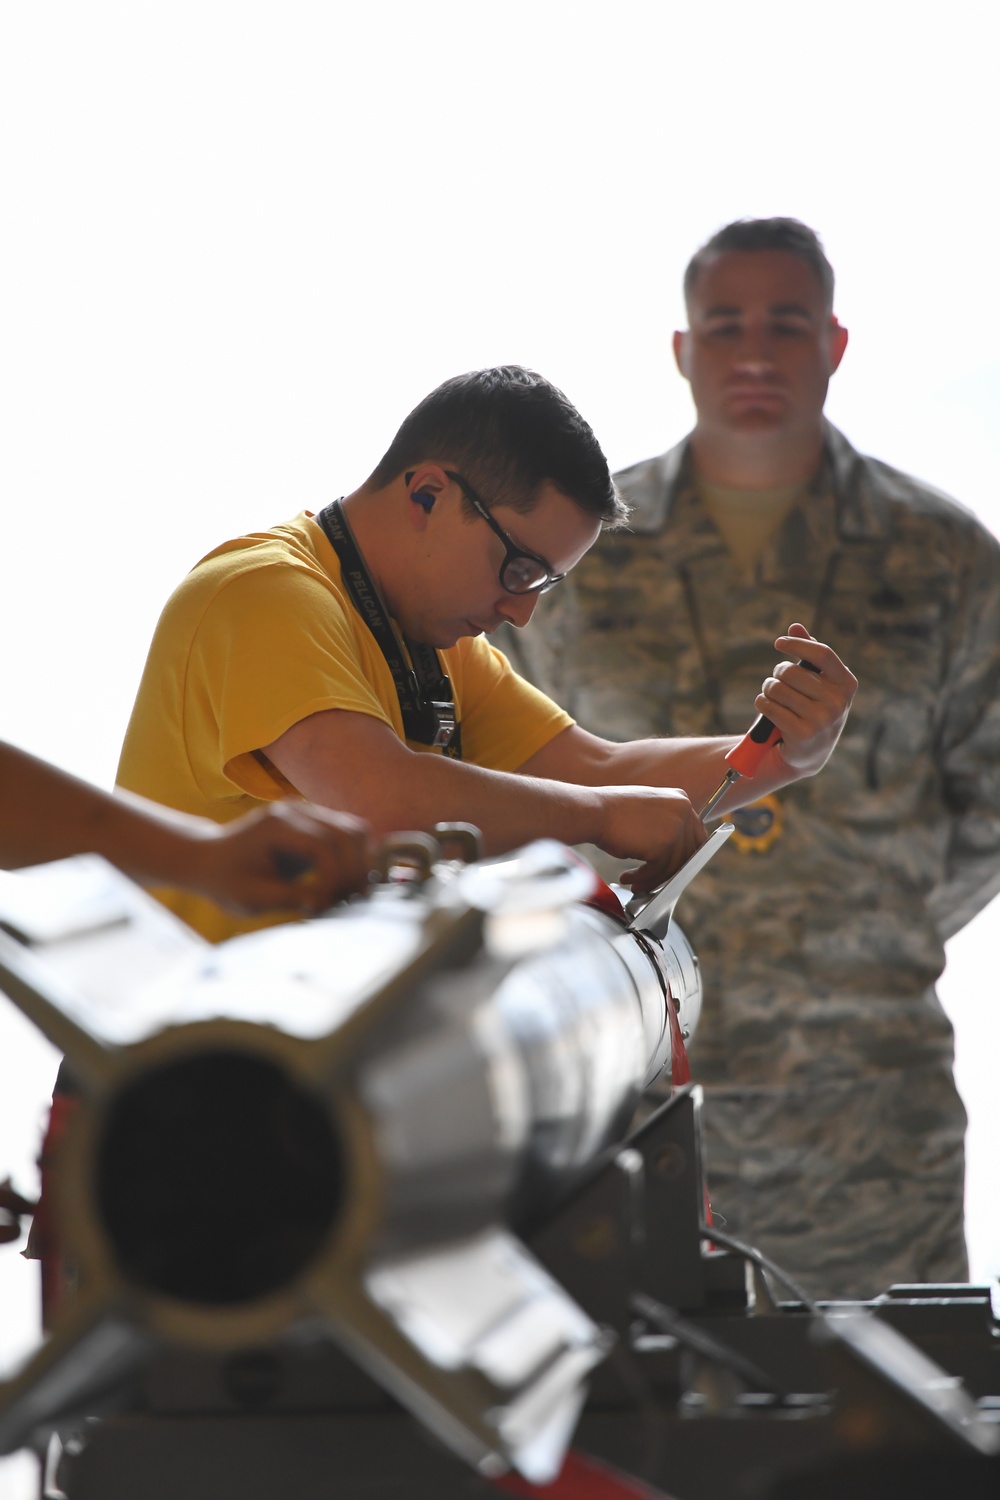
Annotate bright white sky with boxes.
[1,3,999,1492]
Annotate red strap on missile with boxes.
[584,874,630,927]
[494,1448,678,1499]
[667,995,692,1087]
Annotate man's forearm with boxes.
[264,725,603,854]
[584,734,804,814]
[521,727,804,814]
[0,742,210,881]
[1,742,375,916]
[264,711,711,885]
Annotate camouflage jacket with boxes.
[501,423,1000,1090]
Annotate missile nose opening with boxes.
[95,1050,343,1305]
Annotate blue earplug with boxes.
[412,490,435,512]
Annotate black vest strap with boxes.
[315,501,462,758]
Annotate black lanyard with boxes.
[315,500,462,758]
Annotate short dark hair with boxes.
[369,366,628,527]
[684,218,835,311]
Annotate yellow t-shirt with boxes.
[118,511,573,940]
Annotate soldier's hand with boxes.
[193,802,373,915]
[594,785,708,893]
[757,623,858,776]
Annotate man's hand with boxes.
[191,802,373,916]
[756,622,857,776]
[593,785,708,893]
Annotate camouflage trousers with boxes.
[698,1065,968,1300]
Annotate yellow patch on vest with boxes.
[730,794,784,854]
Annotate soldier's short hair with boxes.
[369,365,628,527]
[684,218,835,311]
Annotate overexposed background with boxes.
[1,3,998,1493]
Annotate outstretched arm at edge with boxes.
[0,742,372,916]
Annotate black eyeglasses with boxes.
[444,471,566,595]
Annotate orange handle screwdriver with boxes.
[699,659,821,822]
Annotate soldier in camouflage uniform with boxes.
[501,220,1000,1298]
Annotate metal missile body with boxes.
[0,832,726,1483]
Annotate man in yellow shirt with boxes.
[118,365,856,941]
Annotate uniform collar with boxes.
[822,421,892,540]
[622,421,891,543]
